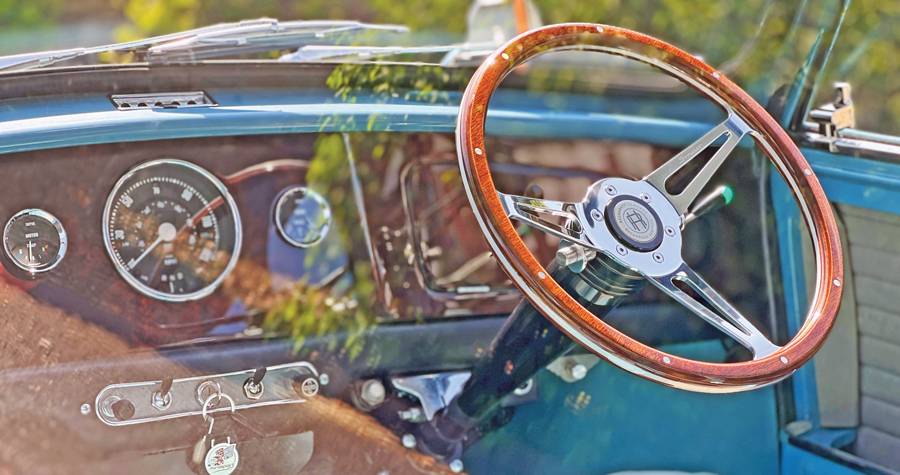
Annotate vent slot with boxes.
[110,91,217,111]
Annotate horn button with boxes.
[604,195,664,252]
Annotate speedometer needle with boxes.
[127,222,176,270]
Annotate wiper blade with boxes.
[148,19,409,62]
[0,18,408,72]
[279,42,497,67]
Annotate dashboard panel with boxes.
[0,132,760,353]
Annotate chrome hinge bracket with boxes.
[808,82,855,152]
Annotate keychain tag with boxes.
[205,438,239,475]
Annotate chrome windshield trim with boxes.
[0,18,408,73]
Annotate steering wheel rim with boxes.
[456,23,844,392]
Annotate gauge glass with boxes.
[274,186,332,248]
[3,209,66,273]
[103,159,242,301]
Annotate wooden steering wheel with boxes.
[456,23,843,392]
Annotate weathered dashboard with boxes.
[0,130,764,353]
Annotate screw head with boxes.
[640,193,652,203]
[590,209,602,221]
[80,403,91,415]
[616,244,628,256]
[450,459,465,473]
[665,226,676,237]
[300,377,320,397]
[605,185,617,195]
[568,363,588,381]
[652,252,664,263]
[319,373,330,386]
[402,434,417,449]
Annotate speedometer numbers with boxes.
[103,160,241,302]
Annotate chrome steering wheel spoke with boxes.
[647,262,780,359]
[497,192,598,251]
[644,114,752,216]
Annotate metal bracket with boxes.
[546,354,600,383]
[94,362,319,426]
[809,83,855,152]
[391,371,471,421]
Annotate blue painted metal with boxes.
[782,441,866,475]
[463,340,780,475]
[770,167,820,426]
[804,147,900,216]
[0,89,716,155]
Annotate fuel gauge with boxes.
[274,187,332,248]
[4,209,67,274]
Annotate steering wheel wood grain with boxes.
[457,23,843,392]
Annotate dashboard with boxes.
[0,131,758,352]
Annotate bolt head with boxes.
[319,373,330,386]
[605,185,617,195]
[615,245,627,256]
[449,459,465,473]
[665,226,676,237]
[80,404,91,415]
[402,434,417,449]
[362,379,386,406]
[590,209,602,221]
[569,363,588,381]
[640,193,651,203]
[652,252,664,263]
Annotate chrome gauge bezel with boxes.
[102,159,243,302]
[274,186,332,248]
[3,209,67,274]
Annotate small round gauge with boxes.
[274,186,332,248]
[103,159,242,302]
[3,209,67,274]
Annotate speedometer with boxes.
[103,159,242,301]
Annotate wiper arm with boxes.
[148,19,409,62]
[0,18,408,72]
[279,42,497,67]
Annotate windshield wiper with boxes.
[0,18,408,72]
[279,43,497,67]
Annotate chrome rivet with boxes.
[652,252,664,263]
[80,404,91,415]
[833,279,841,287]
[513,379,534,396]
[663,356,671,364]
[640,193,652,203]
[402,434,417,449]
[665,226,676,237]
[568,363,588,381]
[616,245,627,256]
[590,209,602,221]
[538,271,546,279]
[450,460,465,473]
[713,72,720,79]
[501,52,509,60]
[804,168,812,176]
[605,185,617,195]
[319,373,330,385]
[596,26,604,33]
[474,147,483,155]
[780,356,789,364]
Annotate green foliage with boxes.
[0,0,64,28]
[262,134,378,359]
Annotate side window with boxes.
[811,3,900,135]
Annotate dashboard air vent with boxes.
[110,91,217,111]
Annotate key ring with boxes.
[202,392,236,422]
